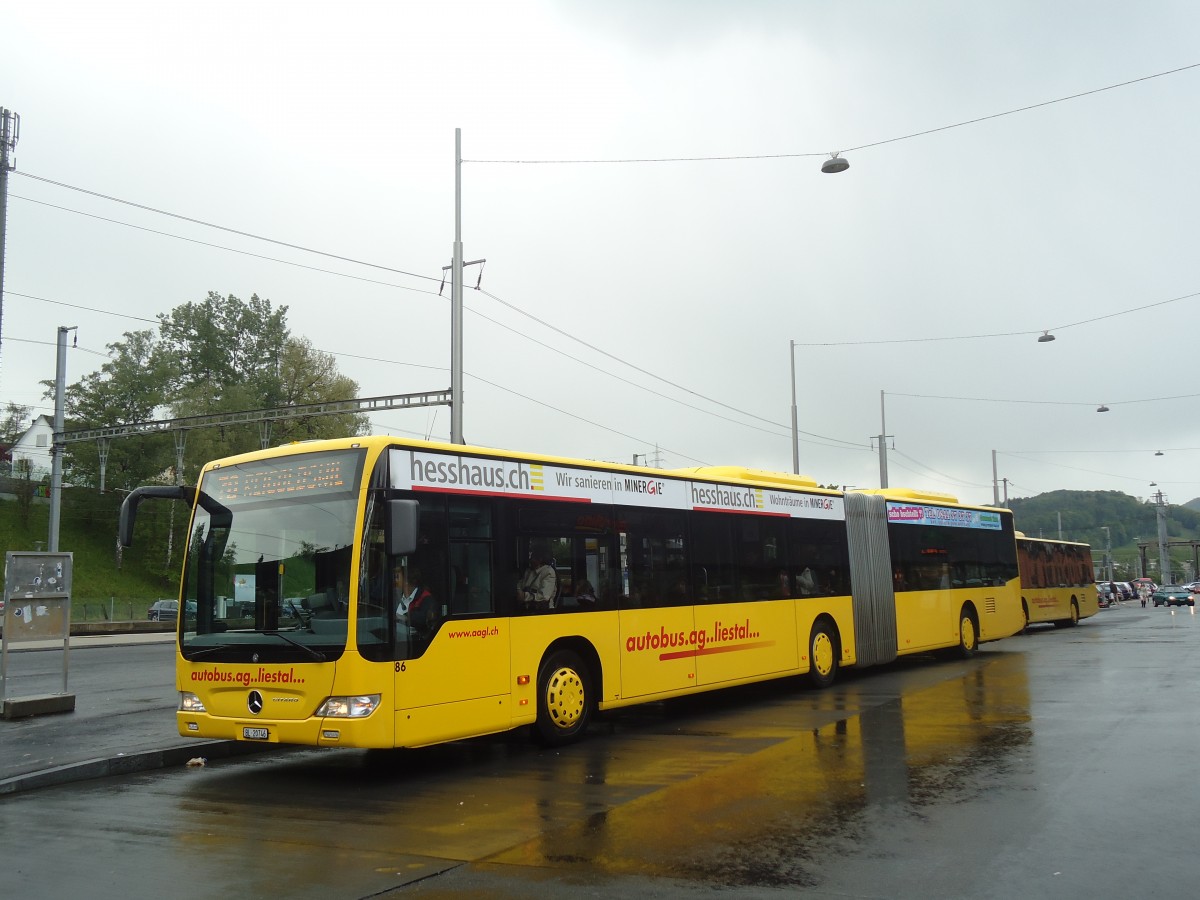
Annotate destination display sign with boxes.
[390,449,844,521]
[206,450,365,502]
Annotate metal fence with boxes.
[74,598,172,623]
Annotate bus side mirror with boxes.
[386,499,419,557]
[119,485,196,548]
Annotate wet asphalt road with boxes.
[1,605,1197,898]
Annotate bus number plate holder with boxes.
[243,726,269,741]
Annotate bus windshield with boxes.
[180,448,366,663]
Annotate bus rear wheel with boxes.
[1054,600,1080,628]
[534,649,592,746]
[955,606,979,658]
[807,620,839,689]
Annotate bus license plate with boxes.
[243,726,269,741]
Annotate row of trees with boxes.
[53,291,369,491]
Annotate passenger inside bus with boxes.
[517,550,558,612]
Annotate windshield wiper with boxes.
[261,631,327,661]
[187,643,239,660]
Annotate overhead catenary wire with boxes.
[1000,450,1200,487]
[464,63,1200,164]
[14,173,442,284]
[888,390,1200,408]
[7,60,1200,489]
[8,195,444,298]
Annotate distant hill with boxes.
[1007,489,1200,580]
[1008,489,1200,547]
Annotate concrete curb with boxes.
[0,738,284,797]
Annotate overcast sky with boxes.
[3,0,1199,507]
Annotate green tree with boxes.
[12,458,36,527]
[158,292,289,413]
[58,329,175,491]
[1,401,32,446]
[273,336,368,440]
[58,291,367,489]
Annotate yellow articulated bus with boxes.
[118,435,1025,750]
[1015,534,1098,628]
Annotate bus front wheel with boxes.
[807,620,839,689]
[955,606,979,658]
[534,649,592,746]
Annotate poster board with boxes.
[2,552,73,702]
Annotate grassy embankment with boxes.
[1,487,185,622]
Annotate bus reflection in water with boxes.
[117,435,1027,751]
[497,654,1033,885]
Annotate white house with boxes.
[9,414,53,478]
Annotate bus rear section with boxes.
[1015,535,1098,628]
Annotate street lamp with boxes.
[788,161,850,472]
[821,153,849,174]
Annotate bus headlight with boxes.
[316,694,381,718]
[179,692,207,713]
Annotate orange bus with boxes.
[1015,534,1098,628]
[118,435,1026,749]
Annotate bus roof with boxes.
[202,434,993,508]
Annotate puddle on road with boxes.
[486,659,1032,888]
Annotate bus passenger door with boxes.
[695,515,799,686]
[392,500,511,744]
[615,517,697,699]
[618,605,697,699]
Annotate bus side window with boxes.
[619,508,686,609]
[448,498,494,616]
[449,543,493,615]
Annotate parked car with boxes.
[1151,585,1194,607]
[1183,580,1200,594]
[147,599,179,621]
[147,599,196,621]
[1097,592,1112,609]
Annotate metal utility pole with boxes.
[875,389,892,489]
[991,449,999,506]
[0,107,20,381]
[48,325,76,552]
[1153,490,1171,583]
[789,341,799,474]
[450,128,464,445]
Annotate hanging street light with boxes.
[821,153,849,174]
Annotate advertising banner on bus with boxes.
[886,502,1003,530]
[390,449,844,521]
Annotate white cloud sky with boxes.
[2,0,1199,506]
